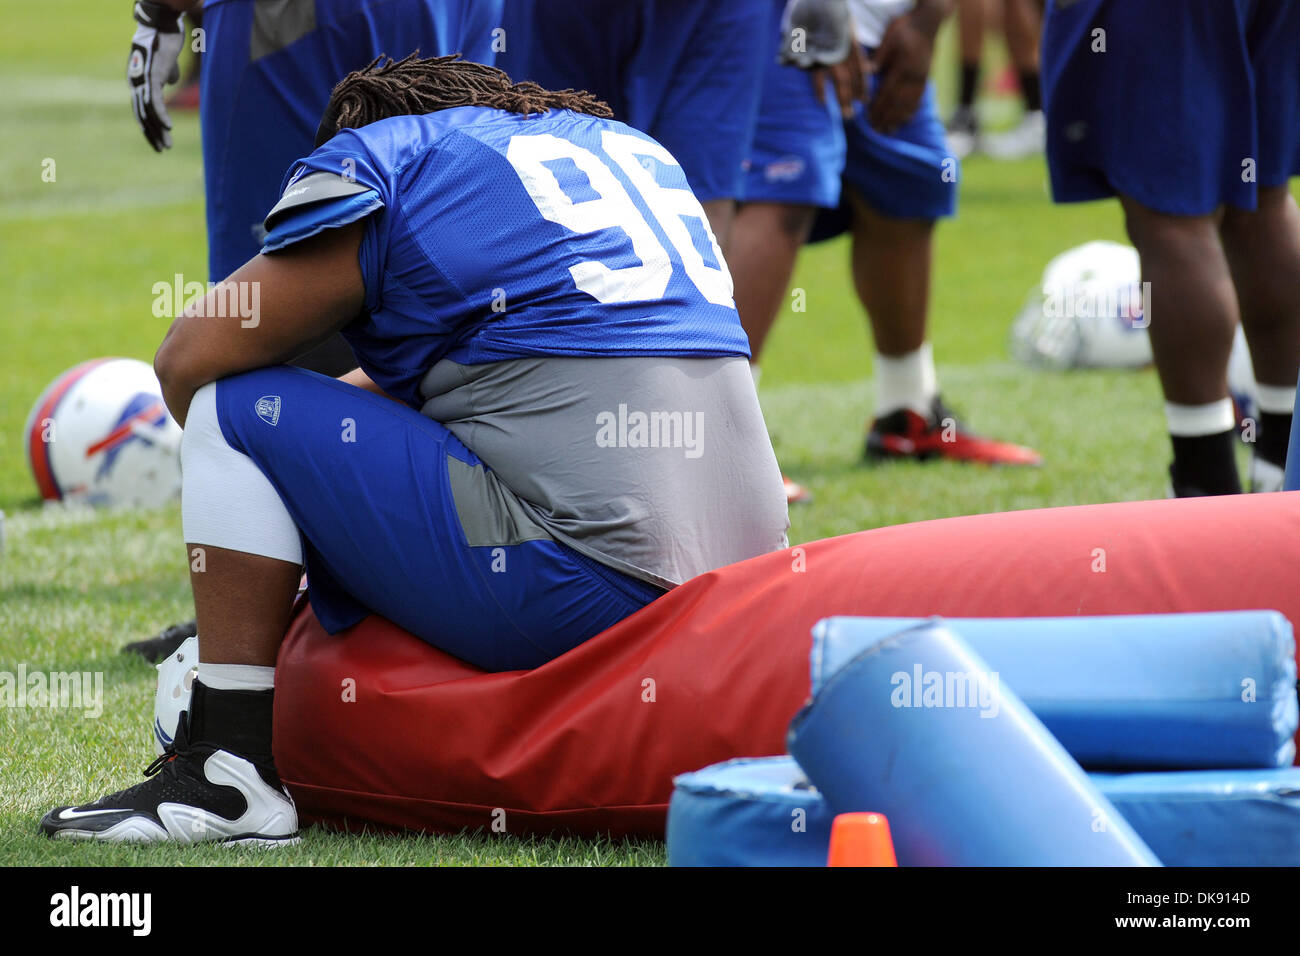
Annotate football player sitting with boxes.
[42,55,789,844]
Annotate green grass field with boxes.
[0,3,1276,867]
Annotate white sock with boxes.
[1164,398,1235,436]
[181,383,303,565]
[1256,384,1296,415]
[197,662,276,692]
[749,363,762,389]
[874,343,937,417]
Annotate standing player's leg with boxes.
[1119,199,1241,496]
[1217,0,1300,490]
[731,201,819,504]
[1221,186,1300,491]
[947,0,985,157]
[732,203,818,363]
[1041,0,1280,495]
[844,74,1041,465]
[983,0,1045,160]
[848,193,931,360]
[728,0,847,502]
[732,2,845,365]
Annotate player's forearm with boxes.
[153,0,201,13]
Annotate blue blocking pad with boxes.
[1097,770,1300,867]
[811,613,1297,769]
[788,621,1160,866]
[667,758,833,867]
[668,757,1300,867]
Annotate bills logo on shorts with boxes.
[255,395,282,426]
[764,157,806,184]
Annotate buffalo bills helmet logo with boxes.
[86,392,169,481]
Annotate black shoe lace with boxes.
[143,710,194,777]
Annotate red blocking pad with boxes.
[274,492,1300,837]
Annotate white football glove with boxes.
[780,0,853,68]
[128,0,185,152]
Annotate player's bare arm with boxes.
[154,223,366,426]
[868,0,950,133]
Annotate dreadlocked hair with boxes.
[318,53,613,144]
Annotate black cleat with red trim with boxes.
[865,396,1042,466]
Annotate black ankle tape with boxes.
[188,679,275,759]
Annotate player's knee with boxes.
[1255,184,1293,210]
[179,383,224,470]
[1122,201,1217,260]
[185,382,219,429]
[849,189,936,235]
[701,198,735,249]
[1224,185,1294,232]
[776,204,817,243]
[1120,195,1200,233]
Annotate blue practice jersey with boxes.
[262,106,748,405]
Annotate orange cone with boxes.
[827,812,898,867]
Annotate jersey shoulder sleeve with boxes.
[260,129,396,254]
[261,171,384,253]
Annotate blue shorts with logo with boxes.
[213,366,663,672]
[740,0,846,209]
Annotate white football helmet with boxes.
[1011,241,1153,369]
[24,357,182,508]
[154,635,198,755]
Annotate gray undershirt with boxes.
[419,355,791,589]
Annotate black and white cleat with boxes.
[40,711,298,846]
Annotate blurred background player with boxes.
[732,0,1040,505]
[495,0,768,253]
[728,0,847,502]
[127,0,502,375]
[946,0,1044,159]
[1043,0,1300,495]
